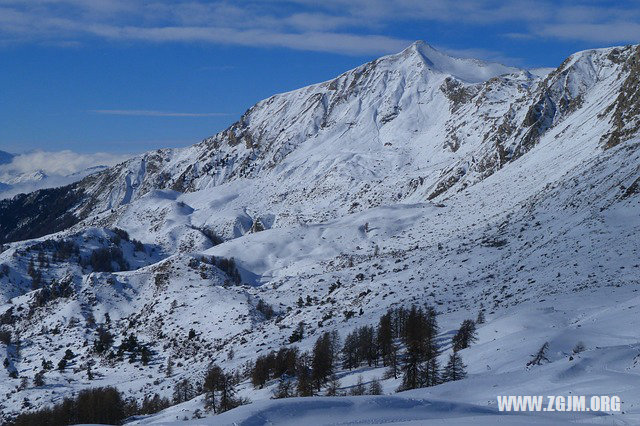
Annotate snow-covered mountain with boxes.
[1,42,639,424]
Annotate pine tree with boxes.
[423,306,440,386]
[443,351,467,381]
[359,325,378,366]
[368,377,383,395]
[274,346,298,378]
[217,372,241,413]
[203,364,224,412]
[398,305,440,390]
[122,333,138,353]
[33,370,45,387]
[377,311,396,367]
[476,310,485,324]
[423,356,440,387]
[94,324,114,354]
[140,347,151,366]
[165,357,174,377]
[173,378,195,404]
[252,354,272,388]
[349,375,366,396]
[311,332,339,390]
[296,353,314,397]
[19,377,28,390]
[272,378,295,399]
[342,330,359,370]
[452,319,477,352]
[289,321,305,343]
[41,358,53,370]
[401,306,425,389]
[324,375,342,396]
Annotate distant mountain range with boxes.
[0,150,127,200]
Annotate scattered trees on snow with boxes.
[10,386,127,426]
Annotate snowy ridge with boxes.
[0,42,639,424]
[26,44,632,233]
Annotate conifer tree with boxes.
[349,375,366,396]
[33,370,45,387]
[289,321,305,343]
[272,378,295,399]
[368,377,383,395]
[217,372,241,413]
[173,378,195,404]
[452,319,477,352]
[311,331,339,390]
[140,347,151,366]
[443,351,467,382]
[400,305,440,390]
[252,353,272,388]
[377,310,396,367]
[324,375,342,396]
[274,346,298,378]
[342,330,359,370]
[401,306,424,390]
[165,356,174,377]
[296,353,314,397]
[203,364,224,412]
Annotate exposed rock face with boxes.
[602,45,640,149]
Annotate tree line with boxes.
[248,304,480,397]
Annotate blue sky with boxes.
[1,0,639,155]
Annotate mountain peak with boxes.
[405,39,436,51]
[395,40,519,83]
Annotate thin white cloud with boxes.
[438,46,524,67]
[0,0,638,56]
[537,22,640,43]
[0,150,130,177]
[91,109,231,117]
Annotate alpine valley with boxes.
[1,41,639,425]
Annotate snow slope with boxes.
[133,284,640,425]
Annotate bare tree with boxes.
[527,342,550,366]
